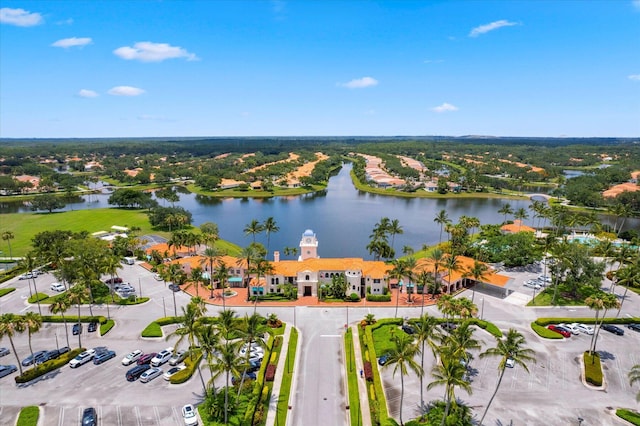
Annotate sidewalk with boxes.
[265,325,293,426]
[350,324,372,426]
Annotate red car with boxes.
[548,324,571,338]
[137,352,157,365]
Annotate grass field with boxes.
[1,208,242,258]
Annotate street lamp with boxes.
[480,298,484,320]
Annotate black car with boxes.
[440,322,458,333]
[232,371,257,385]
[168,284,180,292]
[72,323,82,335]
[82,407,97,426]
[21,350,48,366]
[378,354,389,366]
[401,325,415,335]
[126,364,151,381]
[601,324,624,336]
[88,321,98,333]
[627,323,640,332]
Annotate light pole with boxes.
[55,333,59,351]
[163,297,167,317]
[394,280,403,318]
[480,298,484,320]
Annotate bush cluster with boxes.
[15,348,83,384]
[117,296,149,305]
[42,315,107,324]
[170,350,202,384]
[366,294,392,302]
[583,352,603,386]
[100,320,115,335]
[265,364,276,382]
[363,361,373,382]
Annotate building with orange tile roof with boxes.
[500,220,535,234]
[602,182,639,198]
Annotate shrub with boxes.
[616,409,640,426]
[583,352,603,386]
[530,322,563,339]
[270,352,278,364]
[156,316,182,326]
[41,315,106,324]
[348,293,361,302]
[369,383,376,400]
[100,320,115,335]
[17,405,39,426]
[469,319,502,338]
[117,296,149,305]
[265,364,276,382]
[273,336,282,348]
[15,348,83,383]
[28,292,49,303]
[363,361,373,381]
[366,294,392,302]
[0,287,16,298]
[141,322,162,338]
[170,350,202,384]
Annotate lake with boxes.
[2,164,636,259]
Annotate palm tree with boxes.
[213,260,231,311]
[236,313,268,396]
[67,283,89,348]
[443,255,461,295]
[214,309,238,342]
[479,329,535,425]
[497,203,513,224]
[21,251,42,314]
[166,302,204,361]
[428,248,445,297]
[454,298,478,320]
[250,258,274,313]
[414,314,440,409]
[102,254,122,303]
[585,291,620,357]
[442,321,480,365]
[388,219,403,253]
[464,260,489,302]
[514,207,529,230]
[629,364,640,401]
[427,355,472,426]
[389,258,412,318]
[198,323,220,395]
[23,311,43,366]
[201,246,225,298]
[383,333,423,426]
[49,296,72,348]
[614,257,640,316]
[187,266,204,298]
[0,313,26,375]
[200,222,220,249]
[209,340,243,425]
[244,219,264,244]
[434,209,450,244]
[1,230,14,260]
[262,217,279,254]
[437,294,455,321]
[416,271,433,315]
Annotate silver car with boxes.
[140,367,163,383]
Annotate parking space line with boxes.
[57,406,64,426]
[154,406,161,424]
[616,358,627,391]
[172,406,180,424]
[116,405,122,426]
[134,406,142,426]
[545,358,551,391]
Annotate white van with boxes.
[122,257,136,265]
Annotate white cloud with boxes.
[56,18,74,25]
[0,7,43,26]
[469,20,518,37]
[431,103,459,113]
[339,76,379,89]
[628,74,640,81]
[108,86,145,96]
[113,41,198,62]
[77,89,98,98]
[52,37,92,48]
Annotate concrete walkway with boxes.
[350,324,372,426]
[265,325,293,426]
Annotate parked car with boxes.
[140,367,163,383]
[627,323,640,332]
[21,350,48,366]
[94,350,116,365]
[45,348,67,361]
[232,371,257,385]
[19,273,34,280]
[151,348,174,367]
[122,349,143,366]
[440,322,457,333]
[559,323,580,335]
[72,323,82,335]
[547,325,571,338]
[137,352,157,365]
[523,281,541,290]
[126,364,151,381]
[88,321,98,333]
[114,283,134,292]
[576,323,594,335]
[182,404,198,426]
[168,284,181,292]
[601,324,624,336]
[169,350,188,366]
[50,282,66,292]
[0,347,10,357]
[538,275,552,283]
[378,354,389,366]
[0,365,18,378]
[163,365,187,381]
[104,277,123,285]
[153,273,163,281]
[505,357,515,368]
[69,350,96,368]
[401,325,416,335]
[248,359,262,372]
[82,407,97,426]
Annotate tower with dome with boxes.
[299,229,319,260]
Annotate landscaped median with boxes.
[583,351,603,387]
[15,348,84,384]
[344,327,362,426]
[530,316,640,339]
[16,406,39,426]
[141,316,182,338]
[0,287,16,298]
[41,315,115,336]
[616,408,640,426]
[276,327,298,426]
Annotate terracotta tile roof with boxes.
[501,220,535,233]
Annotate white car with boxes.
[169,349,188,366]
[151,348,174,367]
[523,281,541,290]
[560,323,580,335]
[121,349,143,366]
[140,367,163,383]
[505,357,515,368]
[50,283,65,292]
[576,323,594,335]
[153,273,163,281]
[239,342,263,357]
[163,365,187,381]
[538,275,552,283]
[69,349,96,368]
[182,404,198,426]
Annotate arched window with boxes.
[305,274,310,281]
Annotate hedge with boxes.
[583,352,603,386]
[100,320,115,335]
[536,317,640,326]
[15,348,84,383]
[28,292,49,303]
[616,409,640,426]
[468,319,503,338]
[41,315,107,324]
[117,296,150,305]
[530,322,564,339]
[364,320,394,423]
[366,294,392,302]
[364,361,373,381]
[141,322,162,338]
[170,350,202,384]
[0,287,16,298]
[156,316,183,326]
[16,406,39,426]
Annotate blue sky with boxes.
[1,0,639,138]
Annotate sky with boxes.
[1,0,639,138]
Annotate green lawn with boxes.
[276,327,298,426]
[372,323,408,356]
[16,406,39,426]
[527,285,600,307]
[344,328,363,426]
